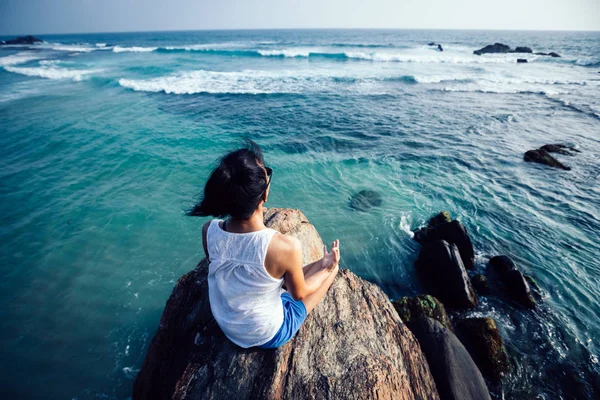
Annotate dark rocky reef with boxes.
[407,318,492,400]
[489,255,536,308]
[348,189,382,211]
[535,52,561,57]
[513,46,533,53]
[456,318,510,382]
[415,240,478,309]
[393,294,453,331]
[524,143,579,170]
[517,59,528,63]
[133,208,440,400]
[0,35,43,45]
[474,43,560,57]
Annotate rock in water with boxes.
[471,274,490,295]
[407,318,492,400]
[524,148,571,170]
[548,52,561,57]
[512,46,533,53]
[348,190,382,211]
[456,318,510,382]
[393,294,453,331]
[428,42,436,46]
[133,208,440,400]
[415,220,476,270]
[473,43,511,55]
[540,143,580,155]
[415,240,477,309]
[437,44,443,52]
[428,211,452,228]
[517,59,528,63]
[505,270,536,308]
[0,35,43,45]
[488,255,517,277]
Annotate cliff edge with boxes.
[133,208,440,400]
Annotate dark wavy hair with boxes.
[187,140,269,220]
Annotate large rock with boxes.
[415,240,477,309]
[474,43,511,55]
[134,208,440,400]
[540,143,580,156]
[488,255,516,276]
[471,274,490,296]
[512,46,533,53]
[348,190,383,211]
[0,35,43,45]
[488,256,536,308]
[407,318,492,400]
[393,294,453,331]
[456,318,510,382]
[524,148,571,170]
[415,219,475,270]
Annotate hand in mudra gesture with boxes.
[322,239,340,271]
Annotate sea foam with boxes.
[4,66,99,81]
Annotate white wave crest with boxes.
[258,49,310,58]
[0,52,44,66]
[344,51,521,64]
[4,66,99,81]
[113,46,157,53]
[50,44,96,53]
[96,43,107,47]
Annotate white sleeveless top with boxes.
[206,219,284,348]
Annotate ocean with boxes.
[0,29,599,399]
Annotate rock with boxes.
[512,46,533,53]
[524,148,571,170]
[407,318,492,400]
[505,270,536,308]
[548,52,561,58]
[348,190,382,211]
[428,211,452,228]
[437,44,443,52]
[474,43,511,55]
[415,240,477,309]
[540,143,580,155]
[488,255,516,277]
[393,295,453,331]
[456,318,510,382]
[428,42,437,46]
[415,220,476,270]
[133,208,440,400]
[0,35,43,45]
[517,59,528,63]
[471,274,490,295]
[524,274,539,291]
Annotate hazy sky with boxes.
[1,0,599,35]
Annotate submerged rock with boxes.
[437,44,444,52]
[506,270,536,308]
[535,52,561,57]
[0,35,43,45]
[133,208,439,400]
[348,190,382,211]
[471,274,490,295]
[393,294,453,331]
[540,143,580,155]
[415,240,477,309]
[489,255,517,277]
[524,148,571,170]
[456,317,510,382]
[474,43,511,55]
[407,318,492,400]
[512,46,533,53]
[517,59,528,63]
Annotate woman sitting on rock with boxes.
[188,141,340,349]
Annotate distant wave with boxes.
[0,52,45,66]
[50,44,97,53]
[3,65,99,81]
[113,46,158,53]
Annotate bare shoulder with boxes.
[269,233,301,255]
[265,233,302,277]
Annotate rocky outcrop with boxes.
[512,46,533,53]
[407,318,492,400]
[0,35,43,45]
[471,274,490,295]
[348,190,382,211]
[540,143,580,155]
[489,255,536,308]
[414,216,475,270]
[133,208,439,400]
[535,52,561,57]
[456,318,510,382]
[474,43,511,55]
[524,148,571,170]
[415,240,477,309]
[393,294,453,331]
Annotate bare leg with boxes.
[301,266,339,314]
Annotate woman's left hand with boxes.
[322,240,340,271]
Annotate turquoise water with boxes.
[1,30,599,399]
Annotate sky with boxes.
[1,0,599,35]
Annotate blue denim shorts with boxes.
[259,293,308,349]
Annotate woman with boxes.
[188,141,340,349]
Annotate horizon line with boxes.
[2,26,600,37]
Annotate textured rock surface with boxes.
[414,220,475,270]
[407,318,491,400]
[471,274,490,296]
[134,208,440,400]
[524,148,571,170]
[393,295,453,331]
[416,240,477,309]
[505,270,536,308]
[456,318,510,382]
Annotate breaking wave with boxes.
[3,65,100,81]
